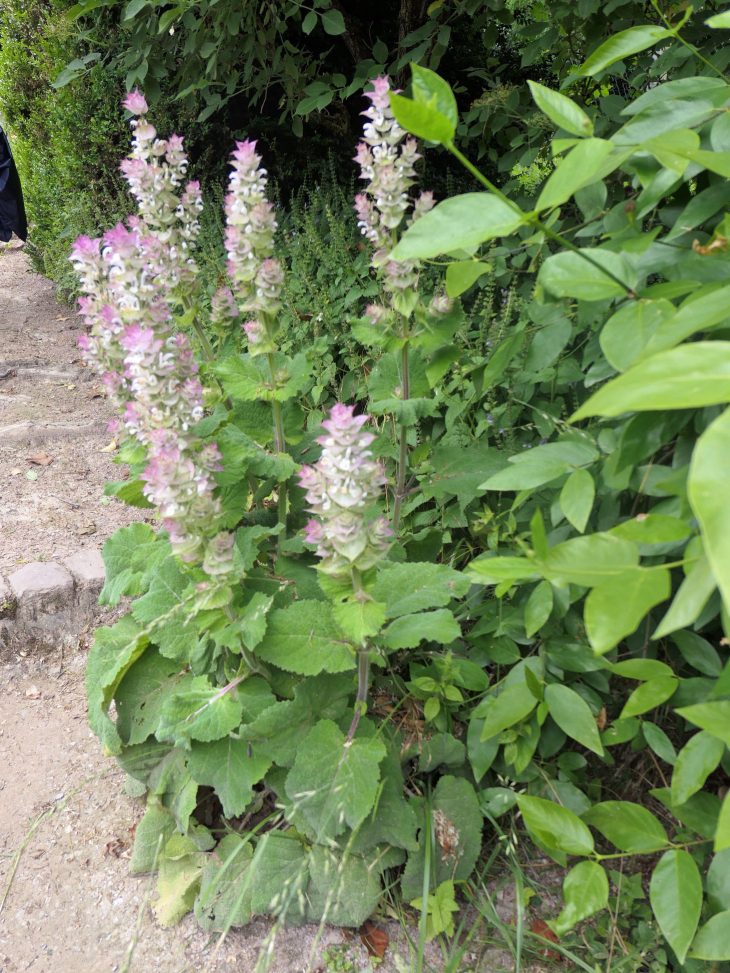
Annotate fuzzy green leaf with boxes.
[255,601,355,674]
[373,562,470,618]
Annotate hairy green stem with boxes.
[445,141,634,296]
[392,342,410,531]
[267,352,287,551]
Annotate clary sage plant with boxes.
[82,21,730,963]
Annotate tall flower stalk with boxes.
[71,91,230,569]
[299,404,393,738]
[353,76,435,531]
[224,139,288,544]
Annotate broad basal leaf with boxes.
[373,562,470,618]
[99,522,168,606]
[115,648,192,746]
[188,735,272,817]
[284,719,386,841]
[86,614,149,755]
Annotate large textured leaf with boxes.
[115,648,192,746]
[400,776,483,900]
[391,192,524,260]
[156,676,244,748]
[255,601,355,674]
[215,351,310,402]
[153,837,208,928]
[553,861,609,936]
[352,745,419,853]
[584,567,670,655]
[284,719,386,841]
[582,801,668,853]
[238,674,353,767]
[650,849,703,964]
[373,562,470,618]
[99,523,168,606]
[195,834,254,932]
[188,736,272,817]
[132,557,196,663]
[572,343,730,419]
[420,445,507,502]
[545,684,603,755]
[688,405,730,612]
[86,614,149,755]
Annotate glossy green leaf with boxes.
[478,682,538,740]
[545,684,603,755]
[600,299,675,372]
[465,555,540,585]
[390,93,454,143]
[560,468,595,533]
[583,801,668,852]
[539,248,635,300]
[706,10,730,27]
[677,700,730,749]
[382,608,460,649]
[585,567,670,656]
[672,630,723,677]
[608,661,673,682]
[654,557,717,639]
[689,912,730,961]
[643,722,677,765]
[610,515,691,545]
[619,676,678,719]
[445,260,490,297]
[391,193,524,261]
[481,441,597,492]
[516,795,594,856]
[652,787,722,839]
[553,861,609,936]
[320,7,346,34]
[528,81,594,137]
[572,343,730,419]
[672,731,725,806]
[410,63,458,127]
[536,139,614,212]
[650,849,703,964]
[640,286,730,359]
[575,26,674,77]
[525,581,553,637]
[716,791,730,852]
[467,715,500,784]
[688,405,730,612]
[707,847,730,914]
[541,533,639,587]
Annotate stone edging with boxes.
[0,550,105,652]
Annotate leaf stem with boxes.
[445,141,634,296]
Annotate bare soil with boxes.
[0,243,538,973]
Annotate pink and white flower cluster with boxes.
[223,139,284,351]
[353,76,434,301]
[299,405,393,581]
[71,91,227,566]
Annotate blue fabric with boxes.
[0,126,27,242]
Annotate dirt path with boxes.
[0,247,447,973]
[0,245,150,571]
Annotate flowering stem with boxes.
[345,649,371,745]
[267,352,287,550]
[392,341,410,532]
